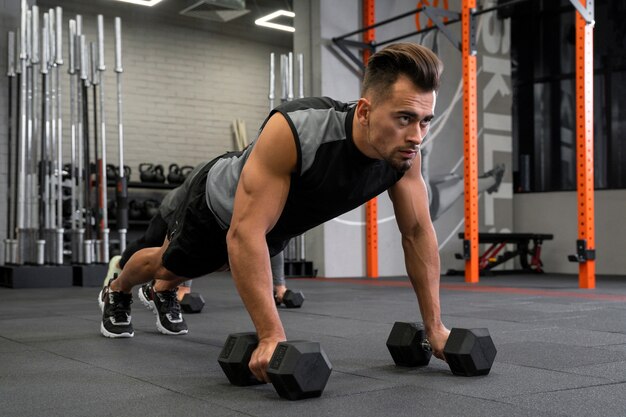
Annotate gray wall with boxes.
[515,190,626,275]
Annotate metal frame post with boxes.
[462,0,479,283]
[574,0,595,288]
[363,0,378,278]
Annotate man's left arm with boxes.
[388,154,450,360]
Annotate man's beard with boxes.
[386,147,420,173]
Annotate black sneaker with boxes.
[138,282,188,335]
[99,282,134,338]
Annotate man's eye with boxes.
[399,116,410,125]
[420,119,432,128]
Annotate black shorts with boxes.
[162,159,228,278]
[119,212,169,269]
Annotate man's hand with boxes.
[249,337,285,383]
[274,284,287,303]
[427,324,450,361]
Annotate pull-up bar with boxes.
[337,0,596,289]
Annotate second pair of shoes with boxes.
[99,279,189,338]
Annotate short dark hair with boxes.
[361,43,443,102]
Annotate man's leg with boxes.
[177,280,193,301]
[100,238,189,338]
[104,212,170,286]
[109,240,178,293]
[271,251,287,301]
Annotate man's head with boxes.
[355,43,443,173]
[361,43,443,104]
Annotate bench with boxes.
[452,233,554,274]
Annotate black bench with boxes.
[452,233,554,274]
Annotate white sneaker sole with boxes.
[100,322,134,338]
[138,287,188,336]
[137,286,156,312]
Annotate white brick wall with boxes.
[57,10,289,174]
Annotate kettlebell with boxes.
[123,165,132,181]
[106,164,117,185]
[180,165,194,180]
[139,163,156,183]
[153,165,166,183]
[143,199,160,219]
[129,200,143,220]
[167,164,184,185]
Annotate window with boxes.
[511,0,626,191]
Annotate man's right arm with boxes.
[226,112,297,382]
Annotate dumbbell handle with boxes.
[421,339,433,352]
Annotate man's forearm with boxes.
[402,229,443,332]
[227,233,286,341]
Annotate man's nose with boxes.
[407,126,423,146]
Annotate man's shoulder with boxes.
[276,97,356,114]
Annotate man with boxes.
[100,42,450,383]
[102,164,292,335]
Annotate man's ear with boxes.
[356,98,371,126]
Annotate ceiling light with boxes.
[255,10,295,32]
[180,0,250,23]
[114,0,164,6]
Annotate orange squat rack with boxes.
[352,0,595,288]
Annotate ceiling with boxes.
[36,0,294,47]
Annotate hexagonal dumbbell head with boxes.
[217,332,263,386]
[282,290,305,308]
[180,292,205,313]
[267,341,333,401]
[443,328,497,376]
[386,322,432,367]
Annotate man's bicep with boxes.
[231,113,297,234]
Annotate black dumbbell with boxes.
[218,332,332,401]
[275,289,305,308]
[180,292,205,313]
[386,322,497,376]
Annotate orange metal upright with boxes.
[363,0,379,278]
[462,0,479,283]
[575,0,595,288]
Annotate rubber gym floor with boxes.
[1,272,626,417]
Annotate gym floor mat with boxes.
[1,272,625,417]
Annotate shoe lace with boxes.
[158,290,182,319]
[110,292,133,322]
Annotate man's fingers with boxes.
[250,362,269,383]
[249,342,278,383]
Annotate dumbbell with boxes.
[218,332,332,401]
[275,289,305,308]
[180,292,205,313]
[386,322,497,376]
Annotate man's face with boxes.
[362,76,436,172]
